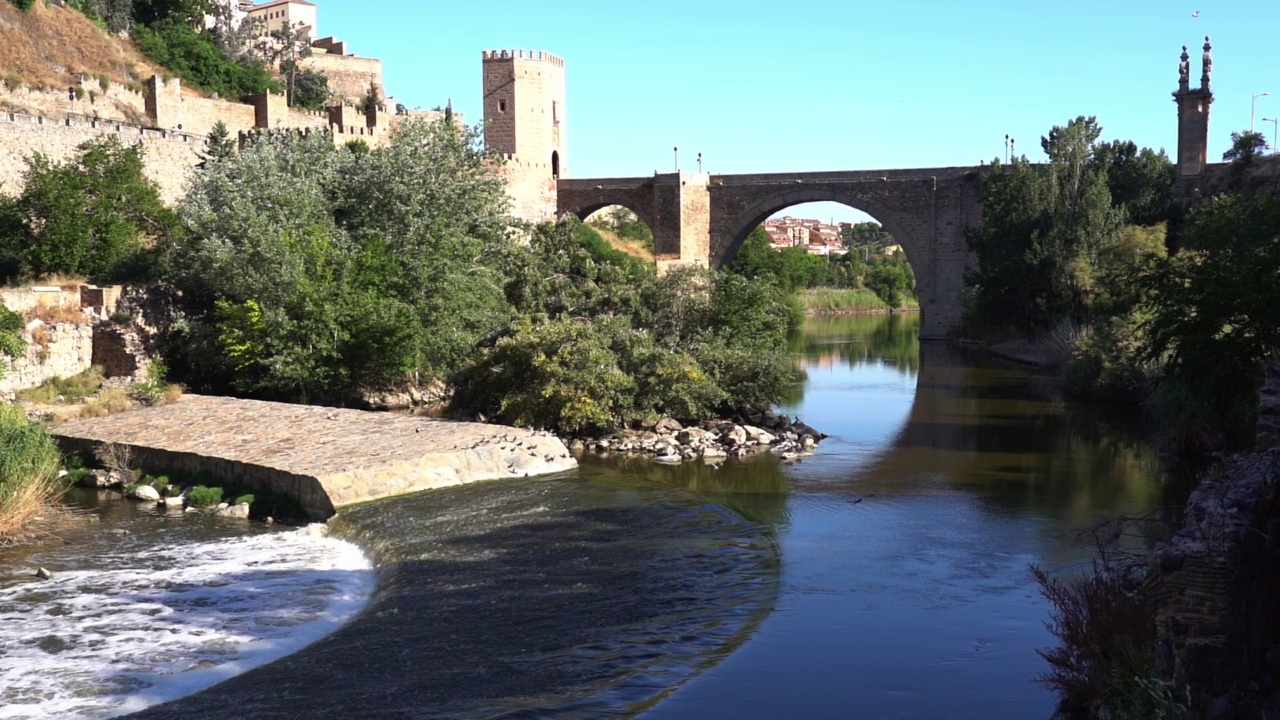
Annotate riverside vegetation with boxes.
[966,116,1280,718]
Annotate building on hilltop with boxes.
[762,217,847,256]
[482,49,566,223]
[247,0,317,38]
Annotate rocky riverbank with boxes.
[566,407,826,463]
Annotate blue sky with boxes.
[320,1,1278,223]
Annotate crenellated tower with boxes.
[1173,37,1214,180]
[482,49,566,222]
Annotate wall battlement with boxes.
[481,49,565,67]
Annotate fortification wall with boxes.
[300,54,382,102]
[0,82,150,126]
[0,112,203,203]
[499,158,556,222]
[147,77,257,136]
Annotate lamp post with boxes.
[1252,92,1270,133]
[697,152,702,173]
[673,146,678,173]
[1264,117,1280,154]
[1004,134,1009,163]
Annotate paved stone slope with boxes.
[51,395,576,519]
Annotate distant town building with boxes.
[762,216,848,256]
[247,0,318,38]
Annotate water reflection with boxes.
[638,312,1188,720]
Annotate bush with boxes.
[185,485,223,508]
[231,494,255,506]
[0,405,62,540]
[131,20,276,101]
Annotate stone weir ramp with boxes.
[51,395,577,520]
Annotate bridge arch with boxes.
[712,188,922,269]
[555,179,659,245]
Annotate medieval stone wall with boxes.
[300,53,382,102]
[0,82,150,126]
[0,112,204,203]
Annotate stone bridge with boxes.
[557,167,985,339]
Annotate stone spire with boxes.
[1178,45,1190,92]
[1201,36,1213,90]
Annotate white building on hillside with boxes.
[247,0,318,39]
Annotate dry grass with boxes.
[23,304,90,326]
[80,387,133,417]
[0,2,163,94]
[591,226,655,262]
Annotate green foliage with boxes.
[966,117,1129,336]
[7,0,36,11]
[0,136,179,284]
[206,121,237,161]
[16,366,106,404]
[231,493,255,506]
[132,19,276,101]
[864,255,915,308]
[840,221,894,251]
[1223,130,1268,166]
[0,306,24,376]
[452,220,798,433]
[1092,140,1175,226]
[130,361,176,406]
[173,118,510,402]
[287,67,329,111]
[185,484,223,508]
[0,404,61,539]
[587,206,654,251]
[1140,193,1280,450]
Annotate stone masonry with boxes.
[51,395,578,521]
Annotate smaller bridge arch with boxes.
[556,178,659,245]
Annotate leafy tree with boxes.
[966,116,1124,335]
[130,0,214,26]
[1140,193,1280,449]
[65,0,134,32]
[865,255,915,308]
[173,118,510,401]
[1223,130,1268,166]
[1091,140,1175,226]
[286,65,329,110]
[0,136,178,283]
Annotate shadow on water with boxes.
[127,476,779,720]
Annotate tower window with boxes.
[498,99,507,113]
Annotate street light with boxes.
[1264,117,1280,154]
[1252,92,1270,133]
[673,146,678,173]
[697,152,702,173]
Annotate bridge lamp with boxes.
[697,152,702,173]
[1252,92,1270,133]
[673,146,678,173]
[1264,118,1280,154]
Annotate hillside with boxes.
[0,2,165,101]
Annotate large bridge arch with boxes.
[555,179,659,237]
[711,187,923,269]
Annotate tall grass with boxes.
[0,405,62,541]
[797,287,895,313]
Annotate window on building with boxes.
[552,101,558,124]
[498,99,507,113]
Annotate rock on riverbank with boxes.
[567,409,826,463]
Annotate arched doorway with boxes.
[551,151,560,179]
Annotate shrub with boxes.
[231,494,254,506]
[81,387,133,417]
[17,365,106,404]
[0,405,62,540]
[186,485,223,508]
[145,475,170,493]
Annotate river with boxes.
[0,313,1190,719]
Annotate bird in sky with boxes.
[1192,10,1200,17]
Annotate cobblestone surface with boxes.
[51,395,576,519]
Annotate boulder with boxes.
[654,417,683,434]
[725,425,748,447]
[163,495,185,508]
[743,426,776,445]
[130,484,160,501]
[217,503,251,519]
[676,427,707,444]
[702,446,728,459]
[81,469,124,488]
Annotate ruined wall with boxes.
[300,54,382,102]
[0,82,150,126]
[0,322,95,396]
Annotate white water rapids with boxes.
[0,525,373,719]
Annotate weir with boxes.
[50,395,577,520]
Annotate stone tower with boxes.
[1173,37,1214,179]
[481,49,566,222]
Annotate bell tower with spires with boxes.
[1174,37,1214,178]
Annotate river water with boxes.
[0,313,1188,719]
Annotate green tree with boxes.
[1091,140,1175,226]
[206,120,237,161]
[1223,130,1268,166]
[1140,193,1280,449]
[132,19,277,100]
[173,118,511,401]
[0,136,178,284]
[286,66,329,110]
[966,116,1124,335]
